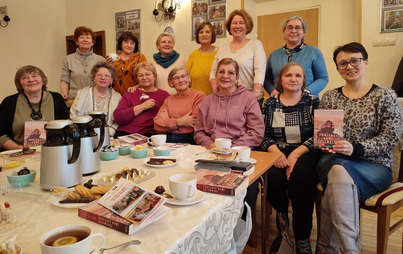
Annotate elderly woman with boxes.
[0,66,69,150]
[70,62,122,137]
[113,62,170,137]
[264,15,328,97]
[151,32,187,95]
[154,67,205,144]
[187,22,218,95]
[209,10,266,104]
[60,26,105,100]
[194,58,264,148]
[107,31,147,96]
[316,42,402,253]
[260,62,321,253]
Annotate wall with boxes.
[0,0,66,101]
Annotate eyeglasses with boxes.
[137,73,153,78]
[336,58,364,70]
[217,70,236,77]
[285,25,303,31]
[96,74,112,78]
[170,73,189,81]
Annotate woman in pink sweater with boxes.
[154,67,205,144]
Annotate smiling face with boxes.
[121,39,136,55]
[75,33,95,52]
[216,64,239,94]
[198,25,213,45]
[169,69,191,93]
[20,72,44,94]
[280,65,305,93]
[157,35,174,57]
[137,67,156,89]
[94,67,113,88]
[336,51,367,83]
[230,15,247,39]
[283,19,305,47]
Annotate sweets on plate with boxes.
[154,185,165,194]
[52,184,111,204]
[0,202,12,224]
[147,158,176,165]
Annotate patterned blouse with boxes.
[319,84,402,169]
[113,52,147,96]
[261,92,319,152]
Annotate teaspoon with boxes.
[91,240,141,254]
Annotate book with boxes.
[97,179,166,225]
[314,109,344,149]
[78,200,169,235]
[117,133,148,146]
[24,121,47,147]
[195,169,249,196]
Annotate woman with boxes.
[187,22,218,95]
[154,67,205,144]
[113,62,170,137]
[194,58,264,148]
[70,62,122,137]
[151,33,187,95]
[316,42,402,253]
[209,10,266,104]
[260,62,321,253]
[60,26,105,100]
[0,66,69,150]
[107,32,147,96]
[263,15,328,97]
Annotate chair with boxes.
[65,99,74,109]
[315,145,403,254]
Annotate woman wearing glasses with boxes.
[70,62,121,137]
[316,42,402,253]
[154,67,205,144]
[263,16,328,97]
[113,62,169,137]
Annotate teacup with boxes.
[40,224,105,254]
[108,53,120,61]
[169,174,197,200]
[231,146,251,161]
[214,138,231,149]
[147,134,166,147]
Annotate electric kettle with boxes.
[40,120,81,189]
[89,111,110,148]
[71,115,104,175]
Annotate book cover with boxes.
[314,110,344,149]
[195,169,249,196]
[78,200,169,235]
[24,121,47,147]
[117,133,148,146]
[97,179,166,225]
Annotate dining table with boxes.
[0,144,280,254]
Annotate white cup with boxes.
[40,224,105,254]
[147,134,167,147]
[169,174,197,200]
[231,146,251,161]
[214,138,231,149]
[108,53,120,61]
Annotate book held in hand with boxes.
[314,109,344,149]
[195,169,249,196]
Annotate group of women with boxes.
[0,9,401,254]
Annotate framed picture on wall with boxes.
[381,2,403,32]
[192,16,207,40]
[115,9,142,49]
[191,0,226,40]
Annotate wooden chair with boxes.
[65,99,74,109]
[316,145,403,254]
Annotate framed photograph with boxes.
[192,1,208,16]
[115,9,141,49]
[211,20,226,38]
[382,0,403,8]
[381,2,403,32]
[116,16,126,30]
[208,4,226,20]
[192,16,207,40]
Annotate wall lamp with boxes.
[153,0,181,22]
[0,4,10,27]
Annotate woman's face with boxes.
[157,35,174,57]
[137,67,156,88]
[169,69,191,93]
[198,25,213,45]
[336,51,367,83]
[281,65,304,93]
[76,33,95,51]
[216,64,239,90]
[20,72,44,94]
[94,67,113,88]
[283,19,304,45]
[230,15,247,38]
[121,39,135,55]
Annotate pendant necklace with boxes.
[22,90,44,121]
[94,87,109,98]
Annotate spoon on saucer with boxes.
[90,240,141,254]
[161,192,173,199]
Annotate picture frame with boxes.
[381,1,403,33]
[191,0,226,40]
[192,16,207,40]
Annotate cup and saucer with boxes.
[165,174,204,206]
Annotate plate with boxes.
[143,157,178,168]
[165,190,204,206]
[52,201,87,209]
[247,158,257,164]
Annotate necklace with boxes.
[22,90,44,121]
[94,87,109,98]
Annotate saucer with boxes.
[165,190,204,206]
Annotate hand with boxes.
[274,152,289,169]
[270,89,280,97]
[105,56,113,64]
[141,99,156,111]
[176,110,196,127]
[127,86,137,93]
[285,153,299,180]
[253,90,261,98]
[321,140,353,156]
[61,92,68,100]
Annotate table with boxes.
[0,146,279,254]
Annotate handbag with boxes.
[269,213,294,254]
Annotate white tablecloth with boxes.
[0,145,246,253]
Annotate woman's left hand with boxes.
[321,140,353,156]
[285,154,299,180]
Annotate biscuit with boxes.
[91,186,111,195]
[75,185,95,199]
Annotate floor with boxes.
[243,197,403,254]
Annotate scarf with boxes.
[283,42,306,62]
[153,50,180,69]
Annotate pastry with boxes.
[75,185,95,200]
[91,186,111,195]
[147,158,176,165]
[154,185,165,194]
[0,202,12,224]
